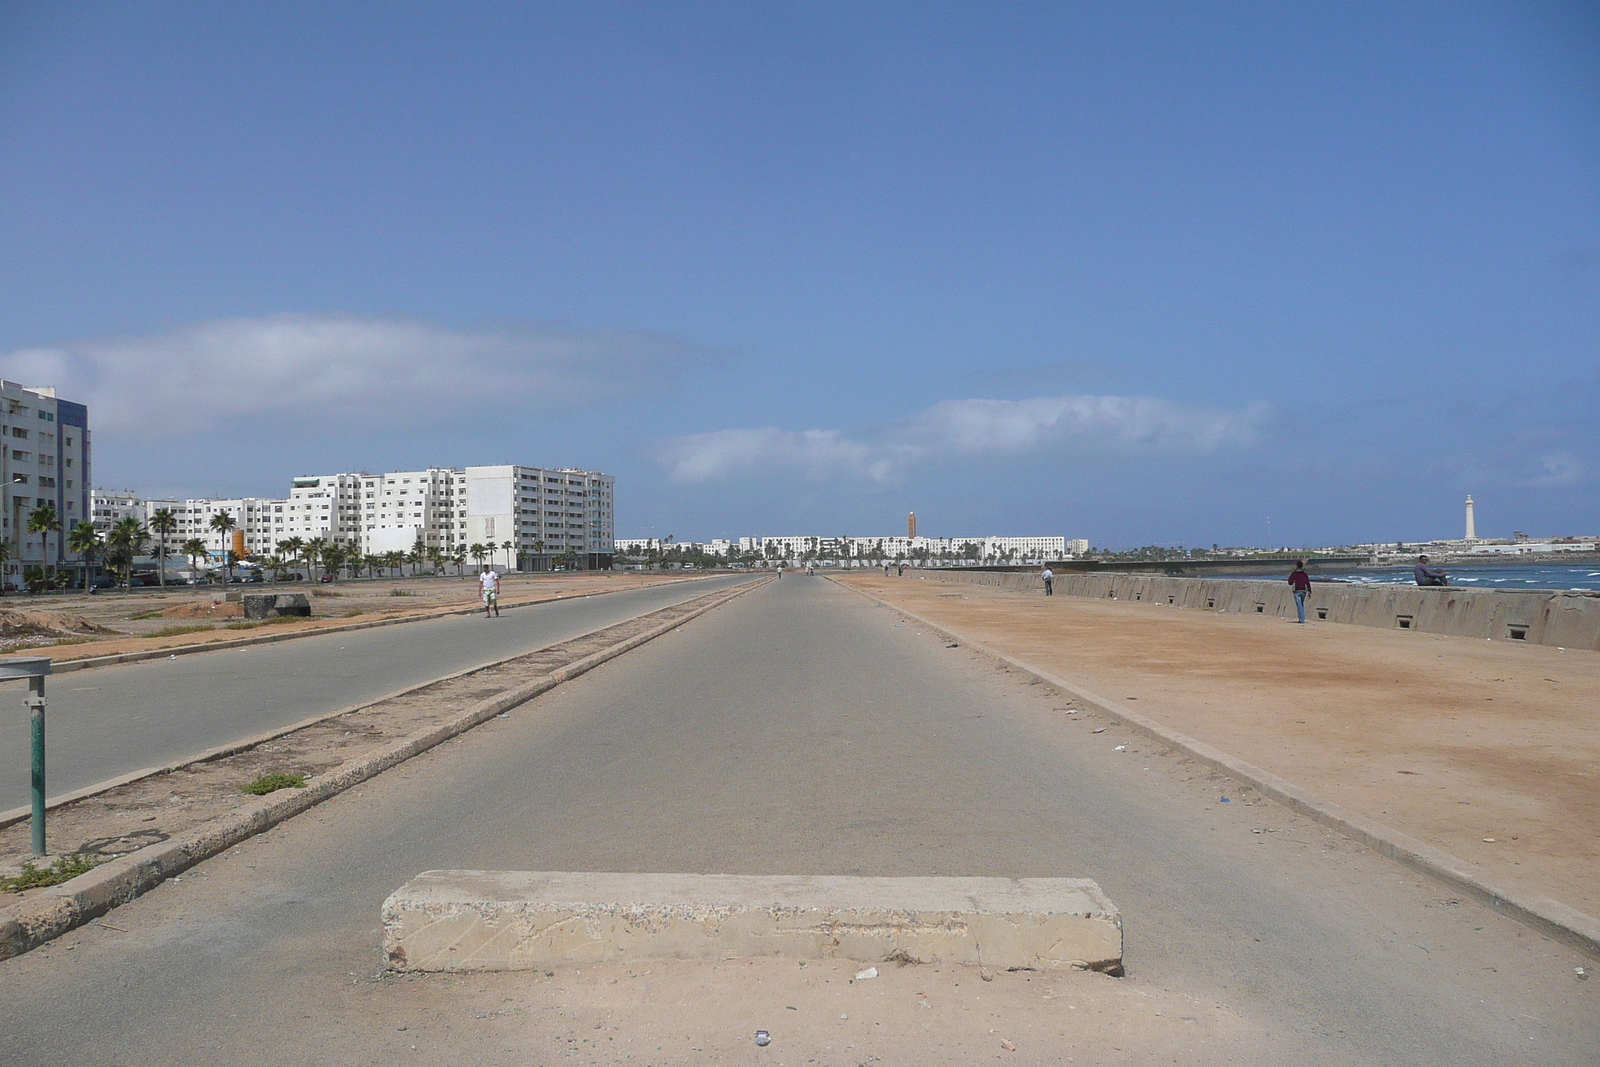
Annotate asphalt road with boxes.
[0,574,751,809]
[0,576,1592,1065]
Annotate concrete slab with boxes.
[381,871,1123,973]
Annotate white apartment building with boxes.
[1067,538,1090,556]
[102,461,617,571]
[463,465,615,570]
[712,533,1069,562]
[3,382,90,584]
[91,489,179,535]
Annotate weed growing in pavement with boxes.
[241,772,307,795]
[341,608,364,617]
[147,624,214,638]
[0,853,102,893]
[128,610,166,620]
[388,589,416,597]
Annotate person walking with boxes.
[1288,559,1312,623]
[1041,566,1054,596]
[478,564,501,617]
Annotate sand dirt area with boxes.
[838,574,1599,918]
[0,571,689,663]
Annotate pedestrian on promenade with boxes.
[478,564,501,617]
[1288,560,1312,623]
[1042,566,1054,596]
[1413,555,1449,587]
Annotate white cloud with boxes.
[660,393,1270,483]
[2,313,703,437]
[1530,451,1585,488]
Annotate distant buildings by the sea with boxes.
[614,534,1086,564]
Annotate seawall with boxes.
[921,570,1600,650]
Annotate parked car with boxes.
[318,573,335,583]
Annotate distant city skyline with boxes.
[3,4,1596,548]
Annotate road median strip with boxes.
[837,579,1600,962]
[0,577,769,961]
[28,575,716,675]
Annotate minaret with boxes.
[908,512,917,539]
[1465,496,1476,541]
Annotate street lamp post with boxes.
[0,656,52,855]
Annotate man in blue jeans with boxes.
[1287,560,1312,623]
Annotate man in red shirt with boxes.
[1287,560,1313,623]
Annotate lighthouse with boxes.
[908,511,917,539]
[1465,496,1476,541]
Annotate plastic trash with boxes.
[1113,744,1127,752]
[754,1030,771,1046]
[854,966,878,981]
[1220,797,1231,803]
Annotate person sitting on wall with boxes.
[1414,555,1449,586]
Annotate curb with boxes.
[0,577,769,961]
[22,575,718,676]
[837,579,1600,962]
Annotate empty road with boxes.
[0,576,1591,1064]
[0,574,751,809]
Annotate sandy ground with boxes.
[0,572,688,662]
[837,574,1600,917]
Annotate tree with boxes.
[0,539,10,594]
[469,543,488,569]
[305,537,328,581]
[148,508,177,587]
[382,550,405,576]
[452,546,467,575]
[208,511,238,583]
[280,537,306,579]
[67,521,102,589]
[322,544,346,580]
[105,517,148,590]
[262,554,285,581]
[427,547,444,575]
[181,537,208,578]
[501,540,514,570]
[27,502,61,584]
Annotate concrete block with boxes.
[382,871,1122,974]
[243,593,312,619]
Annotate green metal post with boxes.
[28,676,45,855]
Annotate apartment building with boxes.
[97,462,617,571]
[463,465,615,570]
[91,488,179,535]
[2,382,90,584]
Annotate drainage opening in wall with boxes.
[1254,604,1265,613]
[1316,607,1329,620]
[1134,592,1141,601]
[1206,598,1215,609]
[1168,596,1176,605]
[1396,615,1414,629]
[1507,625,1528,641]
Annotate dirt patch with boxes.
[0,585,749,889]
[157,599,244,619]
[841,574,1600,917]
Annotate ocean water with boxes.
[1320,564,1600,592]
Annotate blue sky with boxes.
[2,2,1596,547]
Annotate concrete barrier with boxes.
[382,871,1123,974]
[242,592,312,620]
[919,571,1600,650]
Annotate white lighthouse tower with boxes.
[1465,495,1476,541]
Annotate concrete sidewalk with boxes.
[838,574,1600,941]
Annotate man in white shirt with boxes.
[478,565,501,617]
[1041,566,1054,596]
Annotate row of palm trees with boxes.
[5,504,580,593]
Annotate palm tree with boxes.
[381,550,405,577]
[148,507,177,587]
[208,511,238,583]
[262,554,285,581]
[67,521,102,589]
[0,539,10,594]
[500,540,514,570]
[181,537,207,579]
[427,546,444,576]
[305,537,328,581]
[452,546,467,575]
[322,544,346,581]
[27,502,61,585]
[105,517,148,590]
[531,538,545,573]
[280,537,306,579]
[469,543,488,570]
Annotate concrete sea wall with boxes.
[923,570,1600,651]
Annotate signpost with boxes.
[0,656,52,854]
